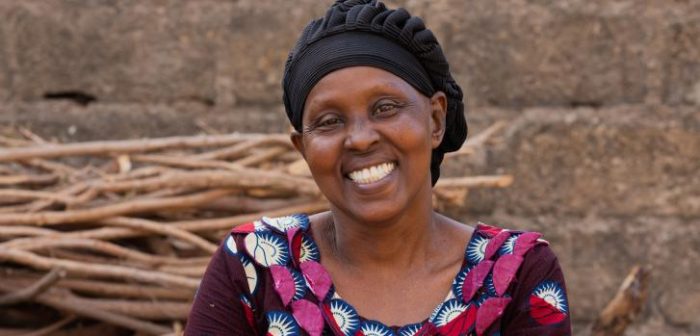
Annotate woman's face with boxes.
[292,66,446,224]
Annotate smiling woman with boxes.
[185,1,571,335]
[295,67,442,224]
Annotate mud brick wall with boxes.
[1,1,698,334]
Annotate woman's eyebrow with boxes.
[305,79,412,111]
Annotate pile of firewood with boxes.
[0,124,512,335]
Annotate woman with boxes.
[186,1,571,335]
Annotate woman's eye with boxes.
[374,101,402,116]
[317,116,342,128]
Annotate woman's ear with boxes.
[430,91,447,149]
[290,131,306,158]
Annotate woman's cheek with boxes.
[392,114,432,150]
[304,138,341,177]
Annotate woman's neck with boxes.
[322,193,439,272]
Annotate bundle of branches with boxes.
[0,124,511,335]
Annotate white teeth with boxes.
[348,162,396,184]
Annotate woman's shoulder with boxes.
[227,213,322,268]
[464,222,550,263]
[230,213,312,235]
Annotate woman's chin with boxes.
[332,200,411,226]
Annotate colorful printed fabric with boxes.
[185,214,572,335]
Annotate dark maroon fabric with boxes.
[185,217,571,336]
[500,245,570,335]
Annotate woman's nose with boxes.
[344,119,380,153]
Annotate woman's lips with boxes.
[346,161,396,185]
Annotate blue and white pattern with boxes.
[327,286,340,301]
[266,311,300,336]
[484,273,498,297]
[253,220,268,232]
[430,299,469,327]
[466,235,490,264]
[240,294,253,309]
[329,299,360,336]
[262,214,310,232]
[224,235,238,255]
[303,279,337,301]
[299,234,320,262]
[398,323,423,336]
[244,231,290,267]
[451,265,473,300]
[361,320,395,336]
[533,281,568,313]
[498,233,520,255]
[428,298,445,323]
[290,269,306,301]
[239,254,258,294]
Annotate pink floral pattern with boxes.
[185,215,572,335]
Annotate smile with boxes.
[347,162,396,184]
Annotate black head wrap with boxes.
[282,0,467,185]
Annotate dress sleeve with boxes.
[184,235,257,335]
[500,244,572,336]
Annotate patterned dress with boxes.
[185,214,571,336]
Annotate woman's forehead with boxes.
[305,66,418,106]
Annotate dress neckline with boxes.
[302,214,480,331]
[234,213,544,335]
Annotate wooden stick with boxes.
[30,293,170,335]
[0,133,288,162]
[54,278,194,300]
[0,189,235,226]
[0,314,77,336]
[44,249,144,267]
[139,187,192,199]
[0,248,200,289]
[131,154,240,170]
[590,265,651,336]
[2,277,189,324]
[198,195,311,213]
[4,200,329,243]
[0,226,57,238]
[234,146,289,167]
[109,165,169,181]
[172,200,329,232]
[157,265,206,278]
[0,182,89,214]
[0,174,58,186]
[93,170,319,196]
[0,268,65,305]
[435,175,514,189]
[99,217,218,254]
[193,136,291,161]
[0,134,33,147]
[58,295,191,320]
[10,238,190,266]
[18,127,49,144]
[21,159,77,175]
[155,200,329,233]
[0,189,79,204]
[446,120,507,158]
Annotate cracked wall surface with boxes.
[1,0,699,334]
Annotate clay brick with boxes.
[0,102,288,141]
[664,18,700,105]
[459,105,700,218]
[0,1,229,104]
[1,0,698,107]
[411,0,694,107]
